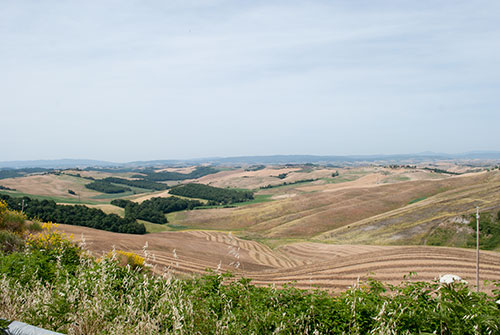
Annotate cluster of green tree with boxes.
[102,177,169,191]
[133,166,219,181]
[469,210,500,250]
[0,185,15,191]
[276,173,288,179]
[65,172,82,178]
[260,179,317,189]
[111,197,202,224]
[245,165,265,171]
[0,194,146,234]
[331,171,339,177]
[0,170,24,179]
[169,183,253,204]
[423,167,461,175]
[387,165,417,169]
[84,181,131,194]
[83,167,141,173]
[67,189,76,195]
[64,172,95,180]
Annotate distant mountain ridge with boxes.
[1,151,499,169]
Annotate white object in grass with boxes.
[439,274,464,284]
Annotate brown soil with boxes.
[57,224,500,292]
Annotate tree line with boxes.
[0,185,15,191]
[169,183,254,204]
[0,168,54,180]
[102,177,169,191]
[260,178,317,189]
[0,194,146,234]
[111,197,202,224]
[423,167,461,175]
[85,181,132,194]
[132,166,219,181]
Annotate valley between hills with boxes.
[2,159,500,291]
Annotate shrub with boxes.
[27,220,43,232]
[0,210,26,233]
[26,222,75,254]
[112,250,145,270]
[0,230,24,253]
[0,200,25,233]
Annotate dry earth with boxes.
[196,167,336,189]
[166,171,498,240]
[318,171,500,244]
[57,224,500,292]
[0,174,99,199]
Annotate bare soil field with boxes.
[56,224,500,292]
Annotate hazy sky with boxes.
[1,1,499,162]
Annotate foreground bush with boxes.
[0,200,25,234]
[1,218,500,334]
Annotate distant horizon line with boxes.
[1,150,500,168]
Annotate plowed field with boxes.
[57,224,500,292]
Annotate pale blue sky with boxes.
[1,1,499,161]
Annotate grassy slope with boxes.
[3,167,499,250]
[0,189,100,205]
[163,171,499,246]
[317,171,500,246]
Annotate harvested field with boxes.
[7,164,500,292]
[155,167,196,173]
[85,204,125,217]
[62,170,140,180]
[129,190,173,203]
[0,174,100,200]
[318,171,500,245]
[56,224,500,292]
[197,167,336,189]
[167,171,497,240]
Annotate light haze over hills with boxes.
[1,151,500,169]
